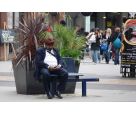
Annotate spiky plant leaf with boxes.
[13,13,48,66]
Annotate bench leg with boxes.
[82,80,86,96]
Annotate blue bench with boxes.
[68,73,99,96]
[37,58,99,96]
[50,73,99,97]
[62,58,99,96]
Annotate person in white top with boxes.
[35,36,68,99]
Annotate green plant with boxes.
[52,24,85,60]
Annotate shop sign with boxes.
[121,19,136,65]
[0,29,16,43]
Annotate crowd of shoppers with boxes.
[85,27,122,65]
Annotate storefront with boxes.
[0,12,19,61]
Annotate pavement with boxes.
[0,61,13,76]
[0,56,136,102]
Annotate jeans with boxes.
[103,50,110,63]
[114,48,120,65]
[91,50,100,63]
[40,68,68,94]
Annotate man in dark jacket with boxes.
[35,37,68,99]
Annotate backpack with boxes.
[88,32,96,43]
[113,34,122,49]
[100,42,108,51]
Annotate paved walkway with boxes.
[0,86,136,102]
[0,57,136,101]
[0,61,13,76]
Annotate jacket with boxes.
[34,47,64,80]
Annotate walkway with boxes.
[0,57,136,101]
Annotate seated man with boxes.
[35,36,68,99]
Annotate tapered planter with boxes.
[12,58,45,94]
[62,57,80,94]
[12,57,80,94]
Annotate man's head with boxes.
[115,27,120,33]
[95,28,100,35]
[45,37,55,49]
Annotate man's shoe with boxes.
[55,91,63,99]
[47,92,53,99]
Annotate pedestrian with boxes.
[101,28,112,64]
[90,28,101,63]
[86,28,95,59]
[34,33,68,99]
[109,27,122,65]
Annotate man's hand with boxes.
[48,66,56,71]
[54,64,61,69]
[48,65,61,71]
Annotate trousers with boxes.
[40,68,68,94]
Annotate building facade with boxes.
[0,12,130,61]
[0,12,19,61]
[66,12,129,32]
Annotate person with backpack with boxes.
[86,28,95,60]
[90,28,101,64]
[109,27,122,65]
[101,28,112,64]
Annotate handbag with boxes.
[113,33,122,49]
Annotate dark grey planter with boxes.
[12,58,45,94]
[12,57,80,95]
[62,57,80,94]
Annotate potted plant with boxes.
[53,24,85,63]
[52,24,86,93]
[12,13,85,94]
[39,24,85,71]
[12,13,49,94]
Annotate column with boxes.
[0,12,8,61]
[85,16,90,32]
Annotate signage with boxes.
[121,19,136,65]
[0,29,16,43]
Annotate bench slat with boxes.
[49,72,84,77]
[68,73,84,76]
[68,78,99,82]
[42,72,99,97]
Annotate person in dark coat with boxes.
[109,27,122,65]
[34,36,68,99]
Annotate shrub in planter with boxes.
[52,24,86,93]
[53,24,85,60]
[12,13,49,94]
[12,13,84,94]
